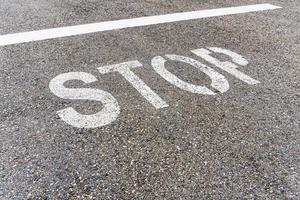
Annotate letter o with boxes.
[151,55,229,95]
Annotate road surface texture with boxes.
[0,0,299,199]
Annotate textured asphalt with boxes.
[0,0,299,199]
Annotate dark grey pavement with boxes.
[0,0,299,199]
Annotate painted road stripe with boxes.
[0,4,281,47]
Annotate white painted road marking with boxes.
[98,61,169,109]
[151,55,229,95]
[192,47,260,85]
[0,4,281,47]
[49,47,260,128]
[49,72,120,128]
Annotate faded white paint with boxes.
[0,4,281,46]
[151,54,229,95]
[49,48,262,128]
[49,72,120,128]
[191,47,260,85]
[97,61,169,109]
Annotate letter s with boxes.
[49,72,120,128]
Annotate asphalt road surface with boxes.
[0,0,299,199]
